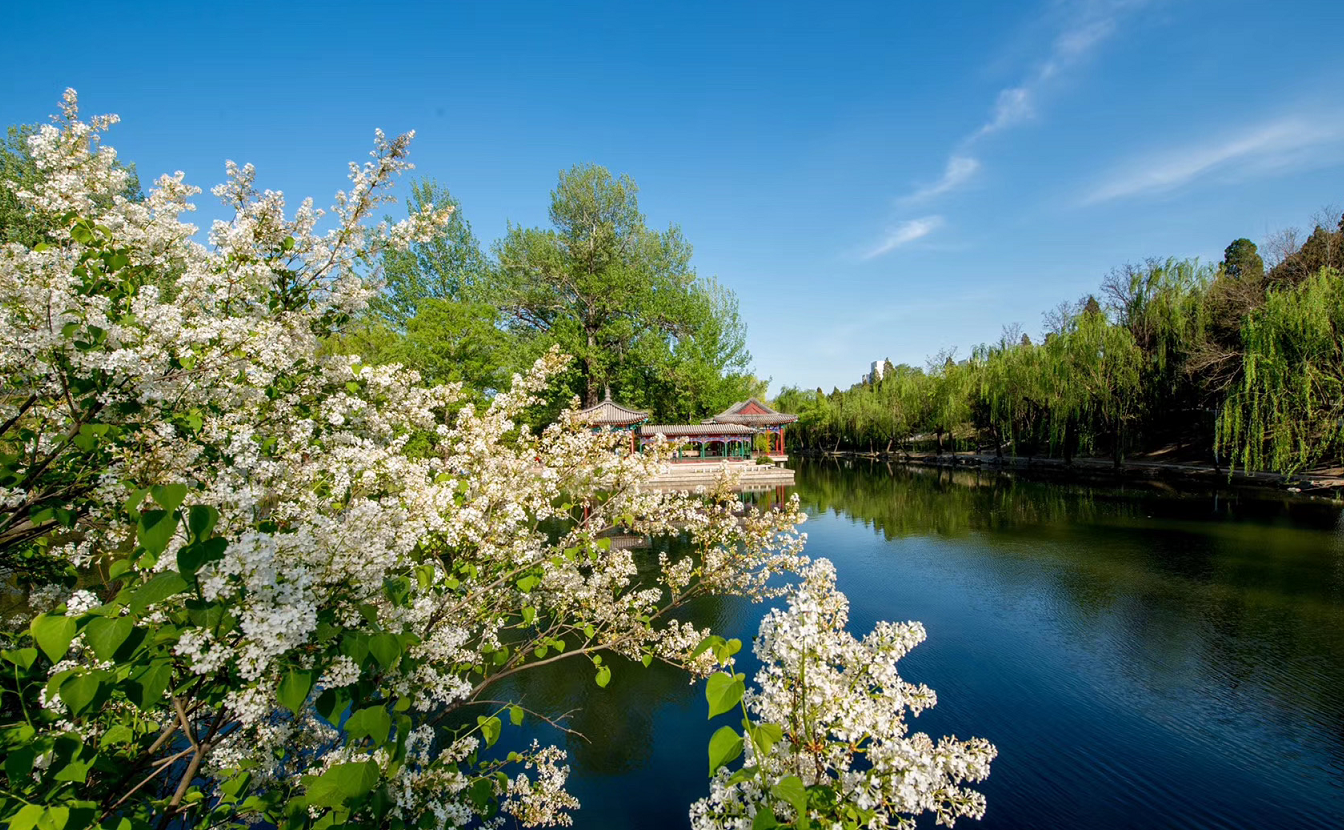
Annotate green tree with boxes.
[1218,267,1344,472]
[376,178,489,325]
[491,164,739,413]
[1221,238,1264,280]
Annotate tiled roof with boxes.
[639,423,758,436]
[709,398,798,426]
[576,396,649,426]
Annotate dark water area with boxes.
[502,459,1344,829]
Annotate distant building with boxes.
[868,358,891,384]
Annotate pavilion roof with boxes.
[575,391,649,427]
[639,423,757,436]
[708,398,798,426]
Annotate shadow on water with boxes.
[504,459,1344,829]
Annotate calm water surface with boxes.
[504,459,1344,829]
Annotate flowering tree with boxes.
[0,93,992,830]
[690,561,996,829]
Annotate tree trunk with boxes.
[582,329,599,407]
[1063,418,1074,466]
[1112,423,1123,470]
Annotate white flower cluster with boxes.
[690,560,997,830]
[1,92,810,827]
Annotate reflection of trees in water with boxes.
[794,458,1118,539]
[489,533,744,777]
[795,458,1344,770]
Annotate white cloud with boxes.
[900,156,982,204]
[863,216,944,259]
[897,3,1134,207]
[969,7,1124,141]
[1084,118,1344,203]
[975,87,1035,139]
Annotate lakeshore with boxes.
[793,448,1344,499]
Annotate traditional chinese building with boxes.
[574,391,648,452]
[577,393,796,462]
[637,422,758,460]
[704,398,797,458]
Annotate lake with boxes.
[501,458,1344,829]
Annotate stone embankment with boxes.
[646,459,794,490]
[797,450,1344,498]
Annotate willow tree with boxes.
[1218,267,1344,473]
[1066,310,1144,466]
[926,353,973,454]
[1033,307,1143,465]
[874,365,930,454]
[974,339,1044,459]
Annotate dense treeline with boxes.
[1,126,764,424]
[331,169,766,422]
[777,212,1344,474]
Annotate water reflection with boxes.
[796,458,1344,829]
[507,459,1344,829]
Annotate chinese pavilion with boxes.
[574,391,648,452]
[704,398,797,457]
[575,393,795,462]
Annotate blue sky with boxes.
[3,0,1343,392]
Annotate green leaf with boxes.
[53,756,93,782]
[101,724,134,746]
[713,638,743,664]
[752,806,779,830]
[82,616,134,662]
[770,775,808,819]
[340,632,369,664]
[594,665,612,688]
[39,807,73,830]
[516,575,540,593]
[705,671,744,719]
[476,715,502,748]
[277,669,313,715]
[1,647,37,670]
[178,537,227,576]
[708,725,744,776]
[187,504,219,541]
[8,805,43,830]
[347,705,393,745]
[124,487,149,516]
[151,483,188,513]
[128,661,172,709]
[641,653,653,668]
[691,635,725,661]
[748,722,784,755]
[59,671,105,717]
[136,510,178,556]
[129,571,188,616]
[369,633,401,669]
[305,761,379,808]
[509,705,524,726]
[468,777,495,811]
[382,576,411,607]
[6,745,35,783]
[31,614,77,663]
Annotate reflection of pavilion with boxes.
[576,394,796,463]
